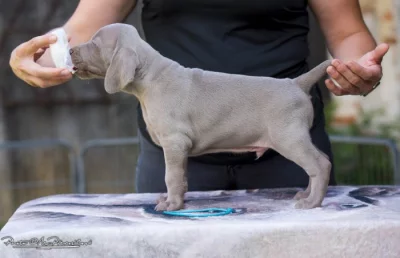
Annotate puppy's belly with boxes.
[191,146,269,159]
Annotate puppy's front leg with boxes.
[155,144,189,211]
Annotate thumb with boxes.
[370,43,390,64]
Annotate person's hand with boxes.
[325,43,390,96]
[9,33,73,88]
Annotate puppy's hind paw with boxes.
[293,190,310,200]
[295,198,321,209]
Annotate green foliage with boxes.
[324,101,399,185]
[331,143,394,185]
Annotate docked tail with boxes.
[294,60,331,93]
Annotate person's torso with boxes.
[137,0,315,165]
[141,0,310,78]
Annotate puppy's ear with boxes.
[104,48,137,93]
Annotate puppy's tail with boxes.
[294,60,331,93]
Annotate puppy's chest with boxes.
[141,106,161,145]
[140,102,179,146]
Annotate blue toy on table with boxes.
[163,208,235,217]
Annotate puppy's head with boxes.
[70,23,139,93]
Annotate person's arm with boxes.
[64,0,136,47]
[309,0,389,96]
[9,0,136,88]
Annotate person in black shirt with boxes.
[10,0,388,192]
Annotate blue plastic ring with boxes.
[162,208,234,217]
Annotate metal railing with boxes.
[0,139,79,192]
[76,137,139,193]
[0,135,399,195]
[329,135,400,184]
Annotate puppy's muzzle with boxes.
[69,48,82,71]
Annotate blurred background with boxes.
[0,0,399,227]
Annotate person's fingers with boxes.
[10,66,28,84]
[326,65,358,94]
[33,48,47,62]
[40,45,50,50]
[18,62,71,80]
[346,61,376,82]
[347,61,382,84]
[325,79,349,96]
[332,59,369,93]
[15,34,57,57]
[23,73,72,88]
[370,43,390,64]
[36,48,46,54]
[13,65,72,88]
[24,77,38,88]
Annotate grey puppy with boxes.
[71,23,332,211]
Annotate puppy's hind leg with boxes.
[294,148,331,200]
[293,177,311,200]
[271,125,331,209]
[155,135,191,211]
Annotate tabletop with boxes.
[1,185,400,258]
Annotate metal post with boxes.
[77,137,139,193]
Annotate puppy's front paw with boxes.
[293,190,310,200]
[154,196,184,211]
[155,201,169,211]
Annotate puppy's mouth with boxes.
[73,67,100,79]
[70,62,87,78]
[70,49,104,79]
[70,49,86,76]
[73,66,104,80]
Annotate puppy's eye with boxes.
[69,49,74,54]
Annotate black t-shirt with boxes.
[138,0,318,165]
